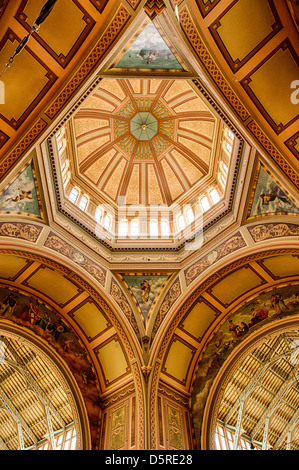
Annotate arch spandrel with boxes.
[149,249,299,450]
[0,248,146,449]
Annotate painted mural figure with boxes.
[141,279,152,302]
[0,293,19,317]
[228,320,240,340]
[0,187,35,212]
[248,307,268,327]
[19,299,41,324]
[250,166,299,217]
[270,293,289,314]
[260,193,290,206]
[6,188,34,204]
[239,322,249,334]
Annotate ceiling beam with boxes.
[224,342,299,425]
[274,409,299,450]
[0,387,37,445]
[251,365,299,440]
[0,336,66,428]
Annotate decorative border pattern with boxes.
[247,222,299,242]
[44,231,107,287]
[0,118,47,179]
[184,231,247,287]
[0,221,43,242]
[110,277,141,341]
[247,120,299,188]
[151,277,181,340]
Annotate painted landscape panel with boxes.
[122,274,169,320]
[115,21,183,70]
[250,166,299,217]
[0,164,41,216]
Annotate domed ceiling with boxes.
[51,76,240,250]
[70,78,218,208]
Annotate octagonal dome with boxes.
[70,78,218,206]
[53,77,239,249]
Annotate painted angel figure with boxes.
[260,193,290,206]
[141,280,152,302]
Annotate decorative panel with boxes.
[96,336,130,385]
[22,266,82,307]
[208,266,265,307]
[110,405,126,450]
[15,0,96,68]
[163,336,195,385]
[70,298,110,341]
[0,255,29,280]
[241,40,299,134]
[0,29,57,129]
[179,298,219,340]
[260,255,299,279]
[209,0,282,72]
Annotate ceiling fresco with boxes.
[248,163,299,219]
[0,161,41,217]
[113,19,185,70]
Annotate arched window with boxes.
[210,188,220,204]
[69,188,79,204]
[227,129,235,141]
[220,174,227,185]
[118,220,128,237]
[222,162,228,174]
[150,220,158,237]
[130,219,139,238]
[185,207,194,224]
[103,214,112,231]
[63,171,70,185]
[161,220,170,237]
[79,195,88,212]
[225,142,232,154]
[200,196,210,212]
[95,207,103,223]
[177,215,185,231]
